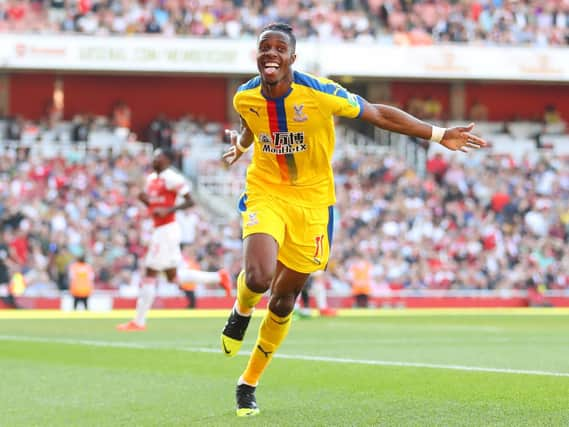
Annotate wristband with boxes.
[430,126,446,143]
[236,140,250,153]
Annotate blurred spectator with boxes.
[426,152,448,185]
[71,114,90,142]
[112,101,131,130]
[543,104,563,124]
[48,0,66,26]
[147,114,173,149]
[0,232,16,307]
[0,0,567,46]
[112,101,132,140]
[52,246,73,291]
[6,116,22,141]
[7,270,26,307]
[406,96,425,118]
[469,100,489,122]
[423,96,443,121]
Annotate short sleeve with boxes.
[317,81,364,119]
[164,169,190,195]
[233,92,241,115]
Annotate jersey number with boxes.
[313,234,324,264]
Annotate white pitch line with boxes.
[1,335,569,378]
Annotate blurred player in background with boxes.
[294,271,336,318]
[117,148,231,331]
[179,246,200,309]
[178,244,232,309]
[220,22,487,416]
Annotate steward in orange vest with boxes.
[9,271,26,297]
[348,256,372,308]
[5,271,25,308]
[69,256,94,310]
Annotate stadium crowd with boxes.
[331,149,569,294]
[0,128,567,300]
[0,0,567,46]
[0,147,234,297]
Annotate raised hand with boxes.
[222,129,243,166]
[439,123,487,153]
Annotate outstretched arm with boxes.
[222,116,254,166]
[359,101,487,152]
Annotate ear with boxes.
[290,53,297,65]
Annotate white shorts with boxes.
[144,221,182,271]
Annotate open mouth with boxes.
[263,62,280,76]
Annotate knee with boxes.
[269,294,297,317]
[245,267,274,293]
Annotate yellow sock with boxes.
[236,270,264,316]
[242,309,292,386]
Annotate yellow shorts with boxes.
[239,192,334,274]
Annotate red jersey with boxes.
[145,168,190,227]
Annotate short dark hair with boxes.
[153,147,176,163]
[260,22,296,52]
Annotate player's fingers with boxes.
[453,123,474,134]
[465,133,487,147]
[222,156,235,166]
[222,148,234,160]
[459,146,470,153]
[224,129,238,145]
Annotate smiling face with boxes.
[256,30,296,89]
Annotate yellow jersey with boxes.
[234,70,364,207]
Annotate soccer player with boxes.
[220,22,487,416]
[117,148,231,331]
[178,244,232,309]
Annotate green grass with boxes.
[1,311,569,426]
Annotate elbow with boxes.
[367,106,390,130]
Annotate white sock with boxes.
[178,269,221,285]
[233,301,253,317]
[314,281,327,309]
[135,278,157,326]
[237,375,257,387]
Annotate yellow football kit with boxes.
[234,70,364,273]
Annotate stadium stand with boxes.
[0,0,567,45]
[0,2,568,308]
[0,113,567,309]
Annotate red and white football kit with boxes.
[144,168,190,271]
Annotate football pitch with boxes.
[1,309,568,427]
